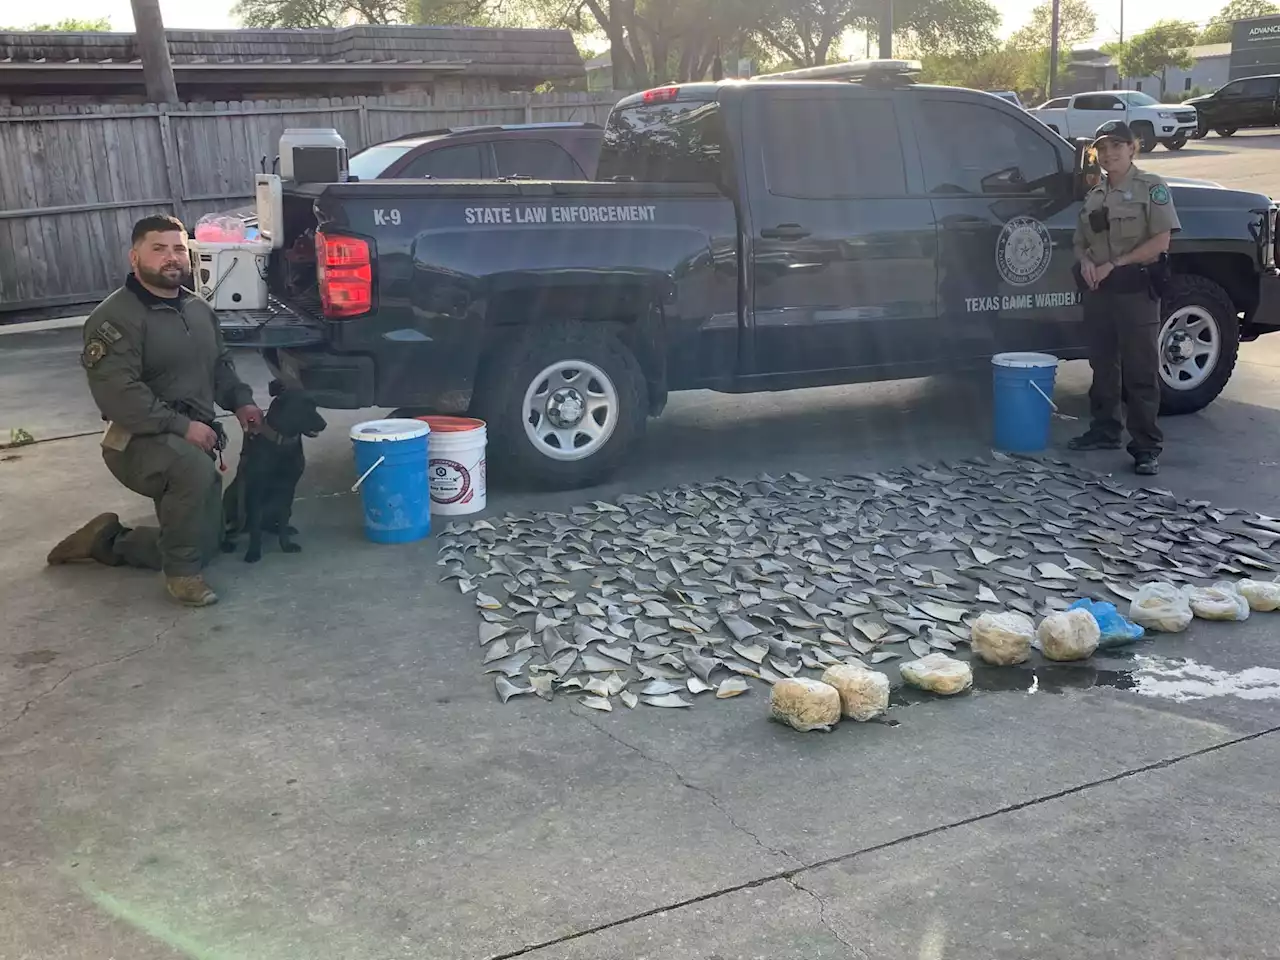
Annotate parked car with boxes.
[346,122,604,181]
[224,64,1280,489]
[1028,91,1197,151]
[986,90,1025,109]
[1185,75,1280,138]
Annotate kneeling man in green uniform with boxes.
[47,215,262,607]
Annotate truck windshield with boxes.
[348,143,415,180]
[1118,92,1160,106]
[598,98,724,184]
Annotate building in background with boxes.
[1063,43,1231,99]
[0,25,584,106]
[1231,15,1280,79]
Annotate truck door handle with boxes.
[761,223,811,240]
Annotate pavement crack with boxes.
[571,707,797,865]
[485,721,1280,960]
[785,876,866,958]
[0,616,181,735]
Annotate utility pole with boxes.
[131,0,178,104]
[1119,0,1125,43]
[879,0,893,58]
[1048,0,1061,98]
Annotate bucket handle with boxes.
[1029,380,1079,421]
[351,455,385,492]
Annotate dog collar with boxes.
[254,422,302,446]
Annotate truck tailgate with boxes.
[219,296,327,349]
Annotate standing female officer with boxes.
[1068,119,1181,476]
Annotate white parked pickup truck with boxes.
[1028,90,1198,152]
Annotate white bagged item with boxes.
[971,611,1034,666]
[1238,578,1280,612]
[769,677,841,732]
[1128,581,1193,633]
[900,653,973,695]
[1185,581,1250,622]
[821,664,890,721]
[1036,608,1100,662]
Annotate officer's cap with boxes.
[1092,120,1137,147]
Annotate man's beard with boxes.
[137,262,191,291]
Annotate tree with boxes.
[755,0,1000,68]
[1115,19,1198,95]
[1009,0,1097,52]
[233,0,407,27]
[16,17,112,29]
[1199,0,1279,43]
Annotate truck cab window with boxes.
[917,100,1060,196]
[758,95,906,198]
[598,99,725,183]
[400,143,484,179]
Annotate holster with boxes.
[1100,263,1152,297]
[1147,253,1172,300]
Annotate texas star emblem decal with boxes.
[995,216,1054,287]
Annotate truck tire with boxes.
[1158,274,1239,416]
[473,322,648,490]
[1161,135,1188,150]
[1191,120,1208,139]
[1132,122,1157,153]
[1215,127,1237,137]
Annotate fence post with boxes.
[156,104,185,225]
[524,92,534,124]
[357,97,371,148]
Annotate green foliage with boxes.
[1009,0,1097,52]
[1115,19,1198,93]
[1198,0,1279,44]
[16,17,112,30]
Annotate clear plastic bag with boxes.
[1238,579,1280,612]
[194,213,247,243]
[1184,581,1250,622]
[1037,608,1100,661]
[971,611,1034,666]
[1128,581,1193,633]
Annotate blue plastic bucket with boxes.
[992,352,1059,453]
[350,419,432,544]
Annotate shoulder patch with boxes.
[81,339,108,369]
[1150,183,1170,205]
[97,319,123,343]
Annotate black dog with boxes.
[222,381,327,563]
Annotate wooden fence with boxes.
[0,91,622,315]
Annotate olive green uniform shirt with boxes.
[1074,166,1181,265]
[82,275,254,438]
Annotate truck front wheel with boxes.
[1132,122,1158,153]
[1158,275,1239,416]
[475,322,648,489]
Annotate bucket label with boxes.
[430,458,472,505]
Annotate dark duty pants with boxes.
[101,434,223,576]
[1083,288,1163,458]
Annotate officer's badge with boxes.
[1150,183,1170,205]
[81,339,108,369]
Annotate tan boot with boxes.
[165,574,218,607]
[47,513,122,565]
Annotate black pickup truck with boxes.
[227,63,1280,489]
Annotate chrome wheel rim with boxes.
[1160,306,1220,391]
[522,359,618,461]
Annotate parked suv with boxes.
[1186,75,1280,138]
[346,122,603,180]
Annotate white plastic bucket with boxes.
[419,417,487,515]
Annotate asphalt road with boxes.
[1,138,1280,960]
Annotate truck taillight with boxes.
[642,86,679,104]
[316,231,372,318]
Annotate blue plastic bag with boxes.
[1068,598,1145,648]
